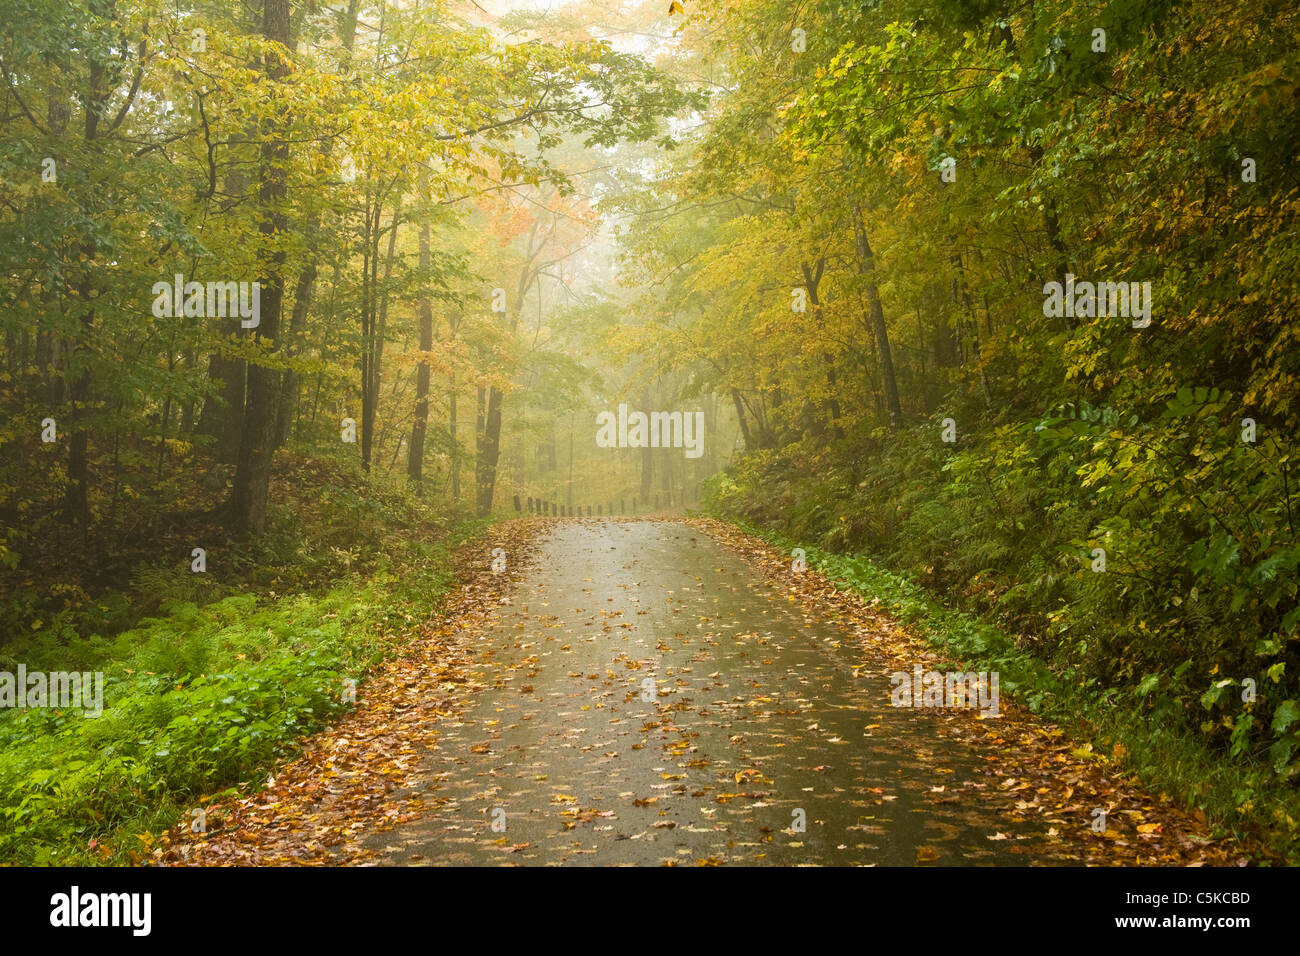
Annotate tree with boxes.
[228,0,292,534]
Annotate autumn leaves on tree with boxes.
[0,0,698,544]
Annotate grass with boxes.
[0,452,491,865]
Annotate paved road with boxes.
[366,520,1059,865]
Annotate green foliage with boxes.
[659,0,1300,815]
[711,392,1300,783]
[0,478,481,865]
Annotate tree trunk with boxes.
[476,386,504,515]
[197,324,246,464]
[948,248,994,409]
[730,387,753,450]
[228,0,292,535]
[274,261,316,447]
[408,217,433,481]
[449,379,459,501]
[639,390,653,501]
[274,2,358,451]
[801,258,843,441]
[64,10,114,530]
[198,162,251,461]
[359,195,400,471]
[1026,143,1074,332]
[852,206,902,430]
[473,215,560,517]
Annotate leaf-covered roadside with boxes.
[687,516,1266,866]
[157,518,544,866]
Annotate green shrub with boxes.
[0,497,484,864]
[708,390,1300,781]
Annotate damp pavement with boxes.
[364,519,1073,865]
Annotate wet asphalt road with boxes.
[365,520,1058,865]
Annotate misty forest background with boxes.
[1,0,1298,864]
